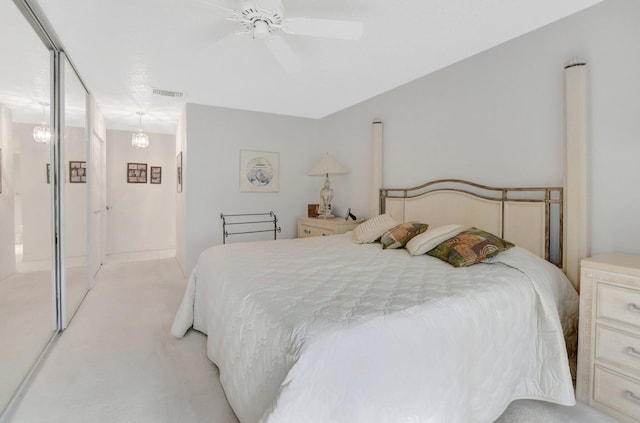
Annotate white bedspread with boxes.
[172,234,578,423]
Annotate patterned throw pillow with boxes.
[380,222,429,249]
[426,227,514,267]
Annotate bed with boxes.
[172,179,580,423]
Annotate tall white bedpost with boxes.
[371,119,383,218]
[563,58,590,291]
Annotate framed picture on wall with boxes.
[239,150,279,193]
[127,162,147,183]
[176,152,182,193]
[69,161,87,183]
[47,163,51,184]
[150,166,161,184]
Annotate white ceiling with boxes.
[4,0,604,134]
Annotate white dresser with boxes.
[297,216,362,238]
[577,253,640,422]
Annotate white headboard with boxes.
[380,179,563,266]
[371,58,587,287]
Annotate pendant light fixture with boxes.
[131,111,149,149]
[32,101,51,144]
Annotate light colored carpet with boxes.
[0,270,54,413]
[11,258,620,423]
[0,263,90,416]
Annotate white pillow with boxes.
[405,224,465,256]
[352,214,400,244]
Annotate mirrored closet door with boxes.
[62,55,89,323]
[1,0,95,418]
[0,0,55,414]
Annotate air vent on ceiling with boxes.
[152,88,184,98]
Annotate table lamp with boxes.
[308,153,348,218]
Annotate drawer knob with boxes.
[629,304,640,313]
[628,347,640,359]
[627,391,640,404]
[304,229,311,234]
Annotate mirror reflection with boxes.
[63,57,89,320]
[0,0,55,414]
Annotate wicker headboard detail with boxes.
[380,179,563,266]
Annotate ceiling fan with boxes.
[197,0,364,73]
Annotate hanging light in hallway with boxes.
[32,101,51,144]
[131,111,149,149]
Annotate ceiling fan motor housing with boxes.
[237,7,283,38]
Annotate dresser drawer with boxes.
[298,224,334,238]
[594,366,640,421]
[597,325,640,374]
[598,283,640,329]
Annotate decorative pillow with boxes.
[426,227,514,267]
[380,222,429,249]
[352,214,400,244]
[405,224,466,256]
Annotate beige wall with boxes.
[106,129,176,256]
[182,103,323,274]
[319,0,640,256]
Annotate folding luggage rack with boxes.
[220,211,281,244]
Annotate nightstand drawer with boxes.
[299,224,333,238]
[297,217,363,239]
[594,366,640,421]
[598,283,640,329]
[597,325,640,374]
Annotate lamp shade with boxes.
[308,153,348,176]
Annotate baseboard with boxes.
[103,249,176,264]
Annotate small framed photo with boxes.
[176,152,182,193]
[239,150,279,193]
[47,163,51,184]
[307,204,319,217]
[150,166,161,184]
[69,161,86,183]
[127,162,147,183]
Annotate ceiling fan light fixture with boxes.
[131,112,150,149]
[253,19,269,39]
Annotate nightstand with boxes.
[577,253,640,422]
[297,216,363,238]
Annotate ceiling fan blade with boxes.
[283,18,363,40]
[254,0,283,10]
[264,36,303,73]
[194,0,237,14]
